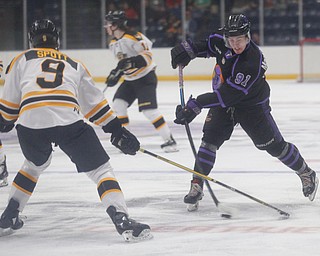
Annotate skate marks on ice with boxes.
[2,194,319,241]
[4,198,318,237]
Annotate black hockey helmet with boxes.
[28,19,59,49]
[105,10,128,29]
[223,14,251,37]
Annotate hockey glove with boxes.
[106,68,123,87]
[0,115,14,133]
[174,97,202,125]
[117,55,147,71]
[102,118,140,155]
[171,39,197,69]
[111,127,140,155]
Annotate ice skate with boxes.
[184,180,204,211]
[0,198,24,237]
[107,206,152,242]
[161,135,178,153]
[296,168,319,201]
[0,156,8,187]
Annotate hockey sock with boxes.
[276,142,307,172]
[193,141,217,177]
[143,109,171,141]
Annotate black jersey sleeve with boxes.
[193,32,224,58]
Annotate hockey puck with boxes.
[221,213,232,219]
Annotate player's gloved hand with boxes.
[111,127,140,155]
[102,118,140,155]
[116,55,147,71]
[105,68,123,87]
[171,39,197,69]
[174,97,202,125]
[0,115,14,133]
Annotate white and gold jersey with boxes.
[0,48,116,129]
[109,31,156,81]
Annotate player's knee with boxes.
[86,161,114,184]
[113,98,129,114]
[22,154,52,177]
[142,108,160,121]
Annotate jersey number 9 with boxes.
[37,59,65,88]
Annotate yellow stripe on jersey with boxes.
[0,99,20,109]
[94,110,114,125]
[84,99,115,125]
[0,99,20,121]
[19,89,79,115]
[125,65,148,78]
[0,111,18,122]
[6,50,29,73]
[143,52,153,60]
[84,99,108,119]
[123,34,139,41]
[22,89,76,100]
[20,102,79,115]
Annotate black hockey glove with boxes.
[174,97,202,125]
[111,127,140,155]
[102,118,140,155]
[171,39,197,69]
[117,55,147,71]
[0,115,14,133]
[105,68,123,87]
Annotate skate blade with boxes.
[122,229,153,242]
[162,146,179,153]
[309,177,319,201]
[187,202,199,212]
[0,227,14,237]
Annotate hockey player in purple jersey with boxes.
[171,14,319,210]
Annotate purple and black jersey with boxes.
[193,31,270,109]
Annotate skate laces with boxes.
[299,169,314,187]
[189,183,203,197]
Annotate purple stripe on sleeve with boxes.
[226,78,248,94]
[208,34,224,54]
[256,97,269,105]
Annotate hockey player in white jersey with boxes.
[0,59,9,188]
[104,10,178,153]
[0,19,152,242]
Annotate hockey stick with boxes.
[139,147,290,218]
[178,65,230,215]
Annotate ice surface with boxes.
[0,80,319,256]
